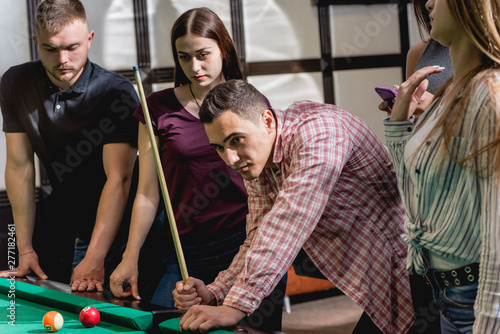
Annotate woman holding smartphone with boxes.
[385,0,500,333]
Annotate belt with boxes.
[424,263,479,291]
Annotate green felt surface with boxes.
[0,293,147,333]
[159,318,235,334]
[0,278,152,331]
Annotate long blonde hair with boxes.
[418,0,500,177]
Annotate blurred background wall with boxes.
[0,0,423,193]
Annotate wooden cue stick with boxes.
[133,65,189,282]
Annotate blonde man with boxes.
[0,0,139,293]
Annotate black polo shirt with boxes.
[0,60,139,240]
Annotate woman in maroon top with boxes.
[110,7,285,331]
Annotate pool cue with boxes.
[133,66,189,282]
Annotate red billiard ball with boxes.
[42,311,64,332]
[79,306,100,328]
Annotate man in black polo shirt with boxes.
[0,0,139,292]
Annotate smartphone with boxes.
[375,86,397,108]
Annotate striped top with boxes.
[208,100,414,334]
[384,77,500,333]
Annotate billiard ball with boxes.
[79,306,100,328]
[42,311,64,332]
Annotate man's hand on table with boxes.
[70,256,105,292]
[0,250,48,279]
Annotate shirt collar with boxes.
[272,108,284,165]
[67,59,91,93]
[40,59,91,94]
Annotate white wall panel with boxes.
[152,82,175,92]
[243,0,320,62]
[0,2,31,76]
[331,4,400,58]
[408,3,424,47]
[0,2,32,191]
[248,73,323,111]
[334,67,402,141]
[82,0,137,71]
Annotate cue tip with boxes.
[133,65,138,72]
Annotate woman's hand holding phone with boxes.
[390,66,444,121]
[376,65,445,120]
[375,86,397,110]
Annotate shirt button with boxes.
[252,301,258,307]
[415,169,420,174]
[407,127,412,132]
[426,141,432,146]
[56,105,61,110]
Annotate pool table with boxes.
[0,277,284,334]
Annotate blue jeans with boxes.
[72,238,88,270]
[432,282,477,334]
[149,226,248,307]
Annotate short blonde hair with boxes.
[35,0,87,35]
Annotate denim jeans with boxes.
[72,238,88,270]
[149,226,248,308]
[432,281,477,334]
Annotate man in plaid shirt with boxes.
[173,80,414,334]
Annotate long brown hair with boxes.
[170,7,243,87]
[418,0,500,177]
[412,0,432,40]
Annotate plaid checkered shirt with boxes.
[207,100,414,334]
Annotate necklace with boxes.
[189,83,201,108]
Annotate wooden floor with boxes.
[282,294,363,334]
